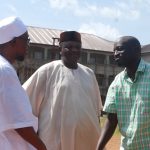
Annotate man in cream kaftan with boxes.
[23,60,102,150]
[23,31,102,150]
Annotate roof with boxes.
[27,26,114,52]
[142,44,150,53]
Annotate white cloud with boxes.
[47,0,141,21]
[30,0,40,4]
[133,0,150,12]
[76,3,140,21]
[99,6,121,19]
[7,4,17,14]
[95,1,140,21]
[48,0,78,9]
[133,0,150,5]
[79,22,121,41]
[128,10,140,20]
[114,1,140,20]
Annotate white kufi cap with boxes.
[0,16,27,44]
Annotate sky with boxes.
[0,0,150,45]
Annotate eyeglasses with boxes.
[114,46,126,51]
[19,36,30,44]
[60,42,81,50]
[13,36,30,45]
[63,47,81,52]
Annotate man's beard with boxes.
[16,55,25,61]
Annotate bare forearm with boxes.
[15,127,47,150]
[97,113,118,150]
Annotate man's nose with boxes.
[71,47,79,52]
[114,50,123,56]
[114,50,119,56]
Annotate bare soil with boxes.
[106,135,121,150]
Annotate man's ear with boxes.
[10,38,17,47]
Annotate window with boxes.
[96,74,105,86]
[89,53,106,64]
[96,54,105,64]
[47,50,60,60]
[108,75,115,85]
[47,49,55,60]
[17,67,35,84]
[80,52,87,64]
[24,67,35,80]
[34,51,43,59]
[109,55,116,65]
[29,46,44,60]
[55,52,60,60]
[89,53,96,64]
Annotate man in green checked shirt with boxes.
[97,36,150,150]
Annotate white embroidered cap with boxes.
[0,16,27,44]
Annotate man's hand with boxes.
[96,113,118,150]
[15,127,47,150]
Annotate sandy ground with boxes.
[106,135,121,150]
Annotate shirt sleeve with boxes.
[0,66,37,133]
[22,67,47,117]
[103,80,117,114]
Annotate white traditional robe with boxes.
[23,60,102,150]
[0,55,37,150]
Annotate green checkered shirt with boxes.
[104,59,150,150]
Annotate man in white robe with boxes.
[0,16,46,150]
[23,31,103,150]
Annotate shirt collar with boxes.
[136,59,146,73]
[123,59,146,79]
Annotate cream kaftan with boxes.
[23,60,102,150]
